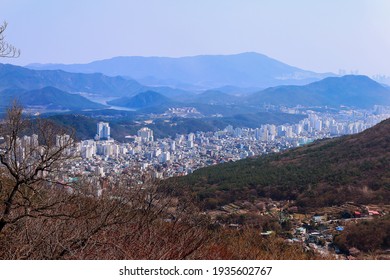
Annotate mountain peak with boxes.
[317,74,381,85]
[107,90,173,109]
[248,75,390,108]
[26,53,332,89]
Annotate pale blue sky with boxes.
[1,0,390,76]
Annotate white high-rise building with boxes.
[261,128,268,142]
[81,145,96,159]
[268,125,276,137]
[277,125,285,137]
[170,141,176,151]
[137,127,154,142]
[224,125,234,134]
[155,148,162,157]
[160,151,171,163]
[294,124,303,135]
[188,133,195,142]
[255,128,261,140]
[285,126,293,138]
[234,128,242,137]
[96,122,110,140]
[314,119,322,131]
[32,134,39,147]
[56,134,71,147]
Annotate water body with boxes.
[79,93,136,112]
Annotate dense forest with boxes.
[334,215,390,254]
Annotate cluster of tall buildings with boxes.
[4,106,388,184]
[0,132,75,175]
[76,106,390,170]
[137,127,154,142]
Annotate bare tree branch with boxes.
[0,102,76,233]
[0,21,20,58]
[0,103,211,260]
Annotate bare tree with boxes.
[0,167,210,259]
[0,21,20,58]
[0,105,209,259]
[0,102,75,234]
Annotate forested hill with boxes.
[169,118,390,209]
[247,75,390,108]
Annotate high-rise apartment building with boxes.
[96,122,110,140]
[137,127,154,143]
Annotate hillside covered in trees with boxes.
[170,118,390,209]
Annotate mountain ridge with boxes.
[27,52,334,89]
[0,86,107,111]
[107,90,176,109]
[0,63,146,97]
[247,75,390,108]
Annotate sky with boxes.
[1,0,390,76]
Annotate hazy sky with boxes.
[1,0,390,76]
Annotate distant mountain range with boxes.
[0,86,106,111]
[0,63,193,100]
[27,52,333,89]
[247,75,390,108]
[108,75,390,110]
[171,117,390,209]
[1,62,390,113]
[107,91,176,109]
[192,90,240,105]
[0,63,145,97]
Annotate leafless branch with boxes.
[0,21,20,58]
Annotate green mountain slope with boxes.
[247,75,390,108]
[170,118,390,209]
[191,90,239,105]
[0,86,106,111]
[107,91,175,109]
[0,63,146,97]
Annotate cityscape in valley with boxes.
[75,106,390,181]
[1,1,390,261]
